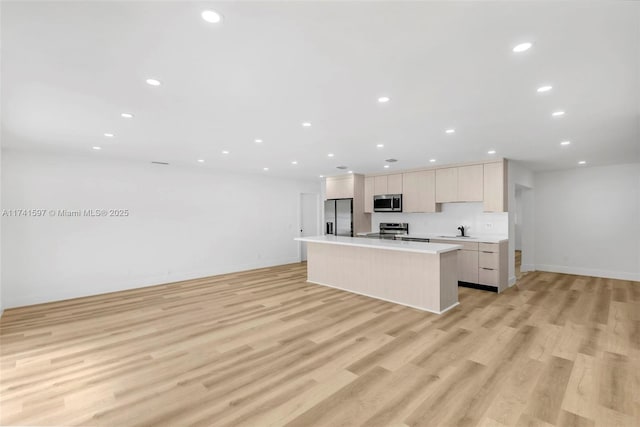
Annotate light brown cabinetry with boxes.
[364,159,508,213]
[402,170,437,213]
[364,176,374,213]
[387,174,403,194]
[435,168,458,203]
[431,239,479,284]
[478,242,508,290]
[326,175,354,200]
[436,165,483,203]
[483,161,507,212]
[372,174,402,195]
[457,165,483,202]
[430,239,508,292]
[373,175,388,195]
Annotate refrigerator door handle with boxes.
[326,222,334,235]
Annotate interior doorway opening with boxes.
[513,184,533,280]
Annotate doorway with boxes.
[513,184,533,280]
[299,193,320,261]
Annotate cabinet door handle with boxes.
[481,267,494,270]
[481,251,494,253]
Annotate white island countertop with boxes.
[356,232,508,244]
[296,235,461,254]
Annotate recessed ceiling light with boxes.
[302,122,311,127]
[488,150,497,155]
[537,85,552,93]
[377,96,390,103]
[145,78,161,86]
[319,175,324,178]
[221,150,229,154]
[291,161,298,165]
[327,153,334,157]
[121,113,134,119]
[103,133,114,138]
[560,140,571,146]
[376,144,384,148]
[429,159,436,163]
[263,167,269,171]
[92,146,101,150]
[552,111,565,117]
[201,10,222,24]
[348,170,353,174]
[197,159,205,163]
[578,160,586,165]
[254,139,263,143]
[445,129,455,134]
[384,165,390,169]
[512,42,533,53]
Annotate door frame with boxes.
[299,192,321,261]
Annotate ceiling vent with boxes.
[336,165,348,170]
[385,158,398,163]
[151,161,170,165]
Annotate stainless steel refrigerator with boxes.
[324,199,353,237]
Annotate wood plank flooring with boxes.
[1,263,639,426]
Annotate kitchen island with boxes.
[295,236,461,314]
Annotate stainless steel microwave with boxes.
[373,194,402,212]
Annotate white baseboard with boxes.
[521,263,535,272]
[508,276,517,287]
[4,256,303,309]
[535,264,640,282]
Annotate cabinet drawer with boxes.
[479,267,499,286]
[479,242,499,253]
[479,250,499,269]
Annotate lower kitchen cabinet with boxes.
[431,239,508,292]
[458,249,479,283]
[478,242,508,290]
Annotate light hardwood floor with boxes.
[1,263,639,426]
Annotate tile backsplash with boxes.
[371,202,508,236]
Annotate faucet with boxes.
[457,225,465,237]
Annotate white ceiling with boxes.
[2,1,639,179]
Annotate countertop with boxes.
[296,235,461,254]
[356,232,508,244]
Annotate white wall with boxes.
[0,141,3,316]
[1,150,320,308]
[534,162,640,281]
[371,202,508,237]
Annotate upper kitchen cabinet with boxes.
[403,170,437,213]
[364,176,374,213]
[435,167,458,202]
[483,160,508,212]
[325,175,354,199]
[436,164,485,204]
[373,175,388,195]
[457,164,483,202]
[371,174,403,195]
[387,174,403,194]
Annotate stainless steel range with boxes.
[364,222,409,240]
